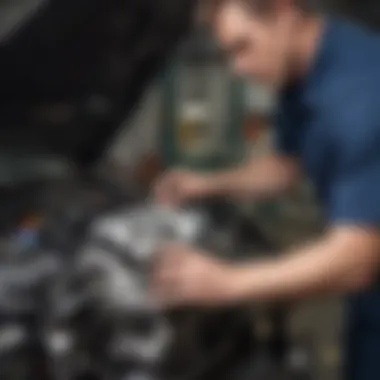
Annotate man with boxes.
[153,1,380,379]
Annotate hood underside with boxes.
[0,0,195,166]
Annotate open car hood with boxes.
[0,0,195,166]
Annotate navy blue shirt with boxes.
[277,17,380,225]
[275,17,380,379]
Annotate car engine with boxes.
[0,175,266,380]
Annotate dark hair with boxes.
[203,0,319,18]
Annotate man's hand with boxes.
[154,156,300,205]
[152,243,239,307]
[154,170,211,206]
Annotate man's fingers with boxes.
[151,242,200,307]
[151,267,186,308]
[154,175,182,205]
[153,265,178,287]
[153,252,189,288]
[156,242,189,267]
[153,272,192,309]
[152,245,182,290]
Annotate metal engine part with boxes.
[0,178,274,380]
[33,196,251,380]
[80,205,208,310]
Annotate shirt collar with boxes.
[304,15,337,93]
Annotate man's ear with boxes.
[271,0,302,16]
[267,0,305,34]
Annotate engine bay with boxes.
[0,171,287,380]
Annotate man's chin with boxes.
[249,76,279,96]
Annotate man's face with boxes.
[214,2,299,89]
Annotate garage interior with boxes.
[0,1,379,380]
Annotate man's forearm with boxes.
[228,229,380,302]
[204,155,300,200]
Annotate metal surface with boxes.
[0,180,265,380]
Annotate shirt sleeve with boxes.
[329,125,380,227]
